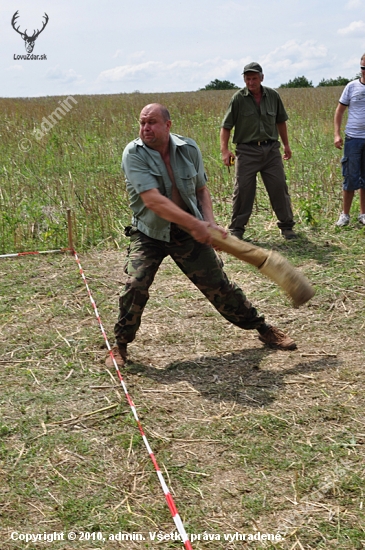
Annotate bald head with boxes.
[139,103,172,152]
[140,103,171,122]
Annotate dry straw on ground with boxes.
[1,232,364,549]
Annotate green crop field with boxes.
[1,88,364,550]
[0,87,348,253]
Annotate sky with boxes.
[1,0,365,98]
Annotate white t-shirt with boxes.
[339,79,365,138]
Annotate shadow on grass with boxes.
[126,350,340,408]
[251,232,342,266]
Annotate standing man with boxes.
[220,62,297,240]
[106,103,296,368]
[334,54,365,227]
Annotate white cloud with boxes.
[98,61,164,82]
[263,40,327,63]
[95,43,333,92]
[46,66,83,84]
[112,50,147,63]
[130,51,146,60]
[260,40,327,74]
[345,0,362,8]
[96,57,245,89]
[338,20,365,35]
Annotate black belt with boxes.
[245,139,275,146]
[170,223,187,235]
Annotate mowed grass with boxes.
[1,236,364,549]
[1,88,365,549]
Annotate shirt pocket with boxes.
[149,169,168,195]
[265,109,276,124]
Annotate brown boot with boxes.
[105,345,127,368]
[258,325,297,351]
[281,228,298,240]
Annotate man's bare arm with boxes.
[277,121,292,160]
[140,188,217,244]
[196,186,227,237]
[220,127,235,166]
[334,103,347,149]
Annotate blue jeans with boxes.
[342,136,365,191]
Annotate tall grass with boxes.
[0,88,345,253]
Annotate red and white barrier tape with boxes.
[72,250,193,550]
[0,248,71,259]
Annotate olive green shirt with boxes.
[122,133,207,242]
[221,86,288,144]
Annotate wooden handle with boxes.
[207,228,268,268]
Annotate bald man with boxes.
[106,103,296,368]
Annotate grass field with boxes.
[1,88,365,549]
[0,86,347,252]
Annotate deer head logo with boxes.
[11,11,49,54]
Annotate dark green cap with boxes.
[242,62,263,74]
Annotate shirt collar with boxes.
[169,133,186,146]
[135,133,186,149]
[243,85,266,97]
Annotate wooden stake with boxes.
[67,208,74,252]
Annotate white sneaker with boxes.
[336,213,350,227]
[358,213,365,225]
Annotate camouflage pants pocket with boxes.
[115,231,166,345]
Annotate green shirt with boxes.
[221,86,288,144]
[122,133,207,242]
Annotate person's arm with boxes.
[196,185,227,232]
[276,121,292,160]
[220,127,235,166]
[334,103,348,149]
[139,187,225,245]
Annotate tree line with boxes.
[200,75,360,91]
[278,75,359,88]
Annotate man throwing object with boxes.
[220,62,297,241]
[107,103,296,368]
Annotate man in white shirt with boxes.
[334,54,365,226]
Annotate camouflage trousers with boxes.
[114,226,266,346]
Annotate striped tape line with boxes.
[0,248,71,259]
[72,250,193,550]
